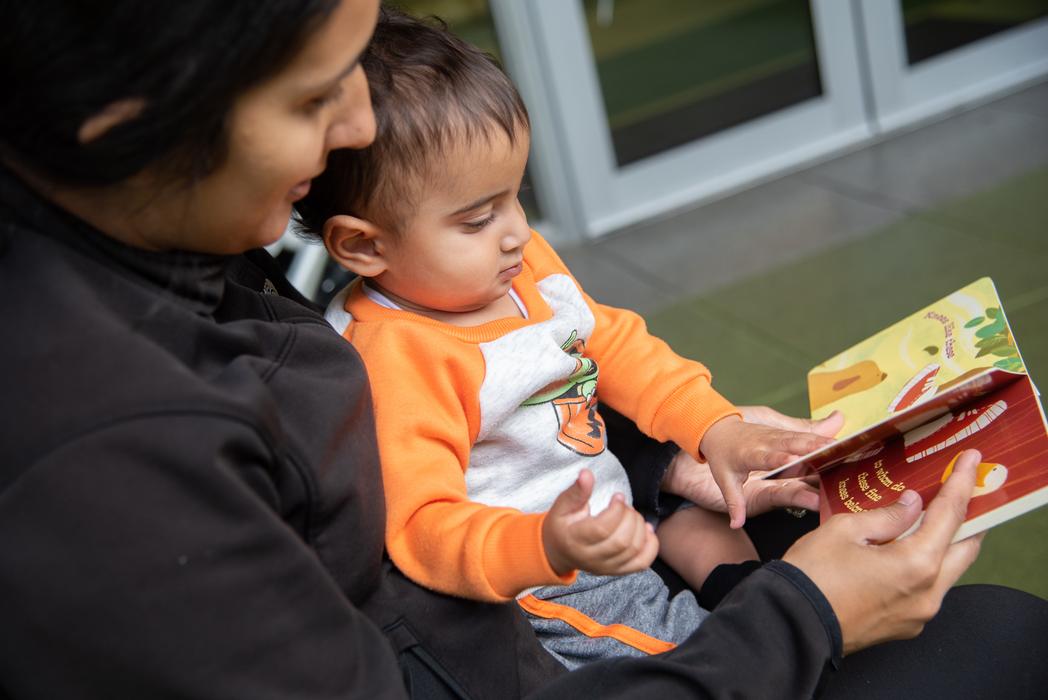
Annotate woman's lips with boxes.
[289,180,312,201]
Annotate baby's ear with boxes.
[323,214,388,278]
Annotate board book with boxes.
[769,277,1048,540]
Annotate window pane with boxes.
[583,0,823,166]
[902,0,1048,65]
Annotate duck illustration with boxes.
[940,452,1008,497]
[809,360,888,411]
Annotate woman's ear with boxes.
[323,214,388,278]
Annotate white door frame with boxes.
[493,0,874,241]
[857,2,1048,133]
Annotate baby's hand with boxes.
[542,470,659,577]
[699,415,836,529]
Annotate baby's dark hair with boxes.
[296,6,530,238]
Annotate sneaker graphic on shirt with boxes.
[521,331,606,456]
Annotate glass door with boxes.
[858,0,1048,130]
[503,0,871,238]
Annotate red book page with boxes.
[768,369,1018,480]
[818,376,1048,532]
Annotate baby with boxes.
[296,8,829,669]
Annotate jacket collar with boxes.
[0,164,229,316]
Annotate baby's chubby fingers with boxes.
[611,520,659,574]
[588,494,644,547]
[710,467,748,529]
[585,496,657,568]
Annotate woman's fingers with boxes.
[777,431,835,457]
[843,488,924,545]
[737,405,844,439]
[909,449,979,549]
[744,478,820,515]
[782,449,984,656]
[737,405,797,430]
[812,410,845,438]
[933,533,984,594]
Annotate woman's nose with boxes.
[325,67,376,152]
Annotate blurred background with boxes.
[276,0,1048,597]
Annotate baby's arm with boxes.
[353,321,574,601]
[524,235,832,525]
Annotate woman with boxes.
[1,1,1044,698]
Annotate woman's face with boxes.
[133,0,380,254]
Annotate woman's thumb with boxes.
[854,489,923,544]
[812,410,845,438]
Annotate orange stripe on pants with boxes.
[517,594,677,656]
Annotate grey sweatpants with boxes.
[518,569,708,669]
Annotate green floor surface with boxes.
[646,167,1048,598]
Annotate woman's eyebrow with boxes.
[304,53,362,93]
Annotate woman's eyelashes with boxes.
[303,83,345,114]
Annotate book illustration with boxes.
[809,359,887,411]
[771,364,1017,479]
[940,453,1007,498]
[967,307,1023,372]
[902,399,1008,463]
[935,367,993,395]
[815,375,1046,540]
[807,278,1026,438]
[887,362,940,413]
[842,443,884,463]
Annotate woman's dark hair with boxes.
[295,5,530,238]
[0,0,340,186]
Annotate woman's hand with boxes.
[664,406,843,524]
[783,449,984,655]
[698,416,835,528]
[661,451,820,516]
[541,469,659,577]
[737,405,844,439]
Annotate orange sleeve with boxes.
[524,232,740,458]
[348,318,574,602]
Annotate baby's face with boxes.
[377,128,532,314]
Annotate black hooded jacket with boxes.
[0,167,839,699]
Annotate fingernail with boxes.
[898,490,918,506]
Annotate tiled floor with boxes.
[559,79,1048,598]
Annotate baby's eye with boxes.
[462,214,495,232]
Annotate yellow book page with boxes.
[808,278,1025,436]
